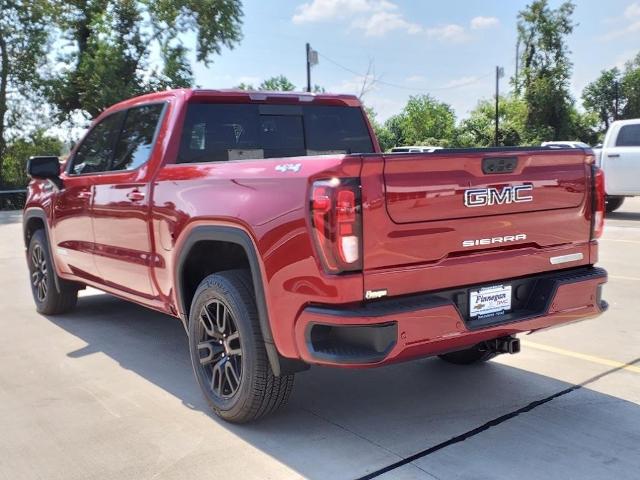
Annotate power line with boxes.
[318,52,492,93]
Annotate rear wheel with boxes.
[606,196,624,213]
[28,230,78,315]
[438,343,496,365]
[188,270,294,423]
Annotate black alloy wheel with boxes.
[196,299,243,399]
[188,270,295,423]
[27,229,78,315]
[30,243,49,302]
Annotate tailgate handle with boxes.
[482,157,518,174]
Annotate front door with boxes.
[52,111,125,283]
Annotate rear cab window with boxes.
[177,103,374,163]
[616,124,640,147]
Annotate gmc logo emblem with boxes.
[464,185,533,208]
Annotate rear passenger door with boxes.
[605,124,640,195]
[91,103,166,303]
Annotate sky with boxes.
[183,0,640,122]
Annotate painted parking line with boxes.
[600,238,640,244]
[522,340,640,374]
[608,274,640,282]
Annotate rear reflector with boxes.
[592,166,605,239]
[310,178,362,273]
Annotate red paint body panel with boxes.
[24,88,607,368]
[295,273,605,367]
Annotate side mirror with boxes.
[27,156,62,187]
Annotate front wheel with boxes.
[188,270,294,423]
[28,230,78,315]
[606,196,624,213]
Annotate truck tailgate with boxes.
[360,149,594,297]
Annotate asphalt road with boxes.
[1,200,639,480]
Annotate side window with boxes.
[111,103,165,171]
[616,125,640,147]
[71,112,124,175]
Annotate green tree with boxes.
[236,76,323,92]
[364,106,394,151]
[46,0,243,120]
[3,130,63,188]
[384,95,456,147]
[456,96,528,147]
[258,75,296,92]
[517,0,576,141]
[568,108,600,145]
[582,68,622,132]
[621,53,640,119]
[0,0,52,185]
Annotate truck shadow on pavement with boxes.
[607,210,640,221]
[47,292,640,480]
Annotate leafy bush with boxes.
[1,130,63,189]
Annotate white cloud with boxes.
[426,24,468,43]
[293,0,421,36]
[405,75,426,83]
[444,76,480,88]
[601,19,640,40]
[352,10,422,36]
[470,16,500,29]
[293,0,390,23]
[602,2,640,40]
[624,2,640,18]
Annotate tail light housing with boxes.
[310,178,362,273]
[592,166,605,239]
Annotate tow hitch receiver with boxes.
[487,336,521,355]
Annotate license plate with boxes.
[470,284,512,319]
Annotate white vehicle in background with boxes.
[594,119,640,212]
[541,141,591,149]
[391,146,443,153]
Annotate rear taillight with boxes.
[592,166,605,239]
[310,178,362,273]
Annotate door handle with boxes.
[127,190,145,202]
[77,190,92,199]
[607,154,620,158]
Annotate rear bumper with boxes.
[294,267,608,367]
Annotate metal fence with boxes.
[0,189,27,211]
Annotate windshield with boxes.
[177,103,374,163]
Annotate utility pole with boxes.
[306,43,311,92]
[614,80,620,120]
[305,43,319,92]
[495,66,504,147]
[515,39,520,94]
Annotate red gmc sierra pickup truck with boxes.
[24,89,608,423]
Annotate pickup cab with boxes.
[595,118,640,212]
[23,89,608,423]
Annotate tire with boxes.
[605,196,624,213]
[438,343,497,365]
[188,270,294,423]
[27,229,78,315]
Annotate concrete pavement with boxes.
[0,200,639,480]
